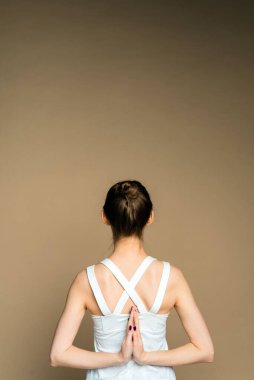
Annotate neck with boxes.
[110,235,148,262]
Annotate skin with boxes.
[49,210,214,369]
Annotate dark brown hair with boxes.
[103,180,153,244]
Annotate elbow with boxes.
[203,348,215,363]
[50,354,60,367]
[194,344,214,363]
[50,358,58,367]
[50,345,71,367]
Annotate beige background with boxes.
[0,1,253,379]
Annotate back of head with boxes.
[103,180,153,244]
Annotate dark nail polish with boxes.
[133,326,136,331]
[129,325,132,330]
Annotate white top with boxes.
[85,255,176,380]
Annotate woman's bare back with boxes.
[83,256,178,316]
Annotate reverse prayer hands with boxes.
[119,305,147,365]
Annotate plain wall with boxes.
[0,1,253,379]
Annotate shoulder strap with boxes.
[113,256,156,314]
[150,261,171,313]
[86,265,111,316]
[101,258,151,313]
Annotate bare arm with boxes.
[141,267,215,366]
[49,271,125,369]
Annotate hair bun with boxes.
[117,183,130,198]
[103,179,153,243]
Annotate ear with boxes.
[146,210,154,225]
[101,209,110,225]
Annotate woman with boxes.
[49,179,214,379]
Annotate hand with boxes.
[132,305,146,365]
[119,306,135,364]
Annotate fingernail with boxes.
[133,326,136,331]
[129,325,132,330]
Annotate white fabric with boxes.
[85,255,176,380]
[86,265,111,315]
[104,255,156,314]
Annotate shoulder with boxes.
[160,262,192,306]
[78,262,110,286]
[169,263,183,279]
[151,258,182,284]
[68,266,96,298]
[169,263,188,285]
[160,260,187,289]
[154,258,182,277]
[165,264,195,306]
[68,269,89,293]
[67,267,97,310]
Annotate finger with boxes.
[129,307,136,343]
[133,305,139,328]
[126,306,135,334]
[133,306,141,338]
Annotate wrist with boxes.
[135,351,148,365]
[139,351,148,365]
[117,352,129,365]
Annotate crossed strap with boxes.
[86,255,171,316]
